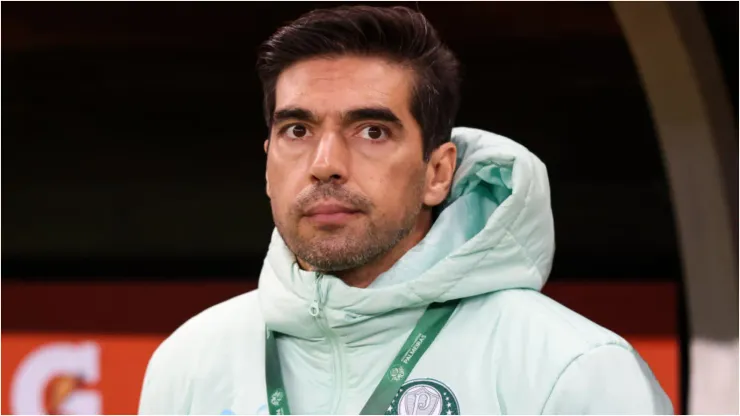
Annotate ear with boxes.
[264,139,272,199]
[423,142,457,207]
[266,173,272,199]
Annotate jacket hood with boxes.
[258,127,555,337]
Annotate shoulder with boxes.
[470,288,630,351]
[154,289,264,367]
[453,288,633,388]
[456,289,671,414]
[138,289,264,414]
[541,342,674,414]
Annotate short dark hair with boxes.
[256,5,462,160]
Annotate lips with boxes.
[303,202,361,225]
[304,201,360,216]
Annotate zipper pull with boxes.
[309,272,323,317]
[309,301,320,317]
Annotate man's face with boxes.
[265,56,435,272]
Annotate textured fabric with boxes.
[139,127,672,415]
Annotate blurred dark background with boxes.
[2,1,735,281]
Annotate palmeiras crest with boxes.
[385,379,459,415]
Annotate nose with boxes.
[308,131,349,184]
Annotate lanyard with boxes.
[265,299,459,415]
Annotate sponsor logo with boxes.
[10,342,101,415]
[386,379,459,416]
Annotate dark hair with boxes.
[256,5,462,160]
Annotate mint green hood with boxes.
[259,127,555,336]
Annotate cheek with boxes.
[266,165,298,214]
[360,163,425,215]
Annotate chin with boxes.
[306,230,355,248]
[301,217,362,234]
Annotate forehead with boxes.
[274,56,415,116]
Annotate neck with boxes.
[298,210,433,288]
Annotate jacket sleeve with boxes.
[541,344,674,415]
[138,339,191,415]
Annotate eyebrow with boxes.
[272,108,319,125]
[343,107,403,128]
[271,106,404,129]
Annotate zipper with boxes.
[308,272,323,318]
[309,272,346,414]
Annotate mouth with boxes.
[303,202,362,225]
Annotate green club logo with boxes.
[270,388,285,407]
[389,365,406,382]
[386,379,459,415]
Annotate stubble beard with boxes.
[274,177,426,273]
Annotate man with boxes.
[139,5,672,415]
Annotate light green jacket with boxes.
[139,127,673,415]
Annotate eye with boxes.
[284,124,312,140]
[359,125,389,141]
